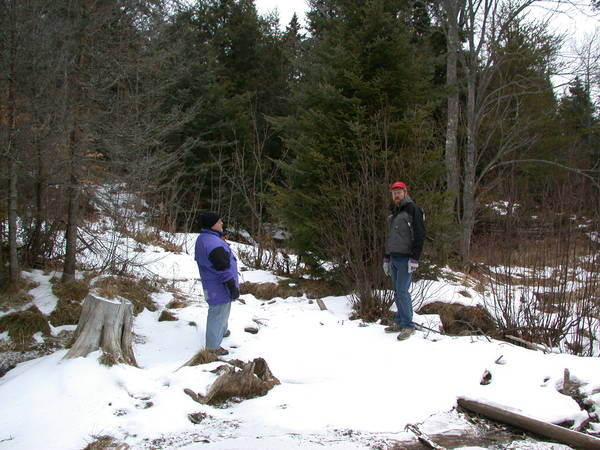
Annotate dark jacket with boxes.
[194,229,239,305]
[385,195,425,260]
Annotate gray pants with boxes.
[205,301,231,350]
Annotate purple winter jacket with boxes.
[194,229,239,305]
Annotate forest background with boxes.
[1,0,599,348]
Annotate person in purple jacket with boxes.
[194,212,239,356]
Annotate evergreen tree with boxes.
[556,77,600,192]
[272,0,448,317]
[161,0,295,235]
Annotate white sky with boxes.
[253,0,598,99]
[254,0,308,27]
[253,0,598,35]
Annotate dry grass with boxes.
[0,278,38,311]
[93,275,158,314]
[166,294,191,309]
[185,348,219,366]
[51,277,90,302]
[240,278,345,300]
[128,229,183,254]
[0,308,50,350]
[83,435,125,450]
[49,278,91,326]
[418,302,497,336]
[158,310,177,322]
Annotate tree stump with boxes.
[184,357,280,406]
[63,293,137,366]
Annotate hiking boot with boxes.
[223,329,231,338]
[397,328,415,341]
[211,347,229,356]
[384,323,402,333]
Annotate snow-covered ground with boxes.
[1,228,600,449]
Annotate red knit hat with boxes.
[390,181,408,191]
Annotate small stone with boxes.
[480,369,492,385]
[188,412,207,424]
[244,327,259,334]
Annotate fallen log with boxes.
[505,335,549,353]
[457,397,600,449]
[316,299,327,311]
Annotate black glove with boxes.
[224,278,240,300]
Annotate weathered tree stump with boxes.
[63,293,137,366]
[184,357,279,405]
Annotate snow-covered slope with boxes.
[1,229,599,449]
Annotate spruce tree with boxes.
[160,0,294,234]
[272,0,447,312]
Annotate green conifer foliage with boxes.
[273,0,447,273]
[159,1,294,231]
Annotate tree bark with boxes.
[62,129,80,282]
[461,68,477,263]
[458,397,600,449]
[7,0,19,284]
[63,293,138,366]
[444,0,461,215]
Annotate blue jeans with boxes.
[205,301,231,350]
[390,255,415,329]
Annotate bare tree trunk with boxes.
[461,69,477,263]
[444,0,461,213]
[62,128,80,282]
[7,0,19,284]
[8,158,18,283]
[28,141,47,267]
[64,293,137,366]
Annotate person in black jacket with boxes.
[382,181,426,340]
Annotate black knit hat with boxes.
[200,211,220,229]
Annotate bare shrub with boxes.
[236,234,303,277]
[479,210,600,355]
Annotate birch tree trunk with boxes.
[63,293,137,366]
